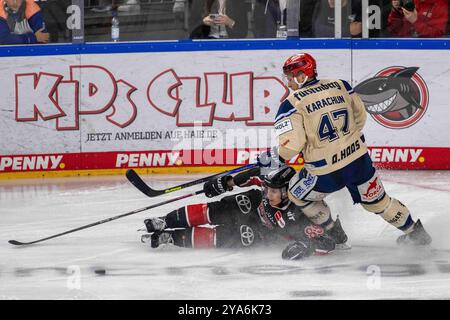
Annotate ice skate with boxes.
[397,219,432,246]
[141,231,174,248]
[144,217,167,233]
[327,216,351,250]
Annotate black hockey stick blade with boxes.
[126,163,257,198]
[8,240,25,246]
[126,169,163,197]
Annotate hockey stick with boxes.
[126,163,257,197]
[8,190,204,246]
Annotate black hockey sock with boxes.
[171,229,193,248]
[165,208,190,228]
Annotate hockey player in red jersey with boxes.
[258,52,432,246]
[141,166,344,260]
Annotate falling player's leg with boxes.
[143,190,261,233]
[144,203,211,233]
[146,226,217,249]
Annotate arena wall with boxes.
[1,39,449,179]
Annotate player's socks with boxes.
[191,227,216,248]
[147,228,217,249]
[164,203,210,228]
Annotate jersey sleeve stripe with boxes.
[275,108,297,122]
[340,79,354,94]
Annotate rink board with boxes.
[0,40,449,178]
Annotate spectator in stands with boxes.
[349,0,389,38]
[37,0,70,43]
[299,0,317,37]
[118,0,140,12]
[387,0,448,37]
[189,0,249,39]
[253,0,286,38]
[173,0,191,13]
[91,0,113,13]
[311,0,362,37]
[0,0,49,44]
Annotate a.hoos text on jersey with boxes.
[332,139,361,164]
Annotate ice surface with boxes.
[1,170,450,300]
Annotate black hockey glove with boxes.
[311,234,336,254]
[282,238,315,260]
[203,175,233,198]
[282,234,336,260]
[233,167,261,187]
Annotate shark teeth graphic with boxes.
[366,93,397,114]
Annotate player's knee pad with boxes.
[166,203,210,228]
[360,194,390,213]
[171,227,216,248]
[301,200,333,227]
[362,196,413,231]
[288,169,327,206]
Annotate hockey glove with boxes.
[233,167,261,187]
[282,238,315,260]
[257,147,285,175]
[203,175,233,198]
[311,234,336,254]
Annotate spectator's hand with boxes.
[35,28,50,43]
[214,14,235,28]
[402,8,418,23]
[203,15,215,26]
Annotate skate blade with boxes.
[336,243,352,250]
[141,234,152,243]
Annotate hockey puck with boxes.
[95,269,106,275]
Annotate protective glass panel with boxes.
[84,0,189,42]
[0,0,74,45]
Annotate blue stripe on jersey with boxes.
[398,215,414,231]
[275,99,297,122]
[340,79,354,94]
[303,79,320,87]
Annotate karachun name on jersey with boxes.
[305,95,345,114]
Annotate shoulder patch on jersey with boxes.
[340,79,354,94]
[275,99,297,122]
[274,118,293,136]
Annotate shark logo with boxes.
[354,66,429,129]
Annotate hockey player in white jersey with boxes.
[258,52,432,246]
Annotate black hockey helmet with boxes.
[263,166,296,189]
